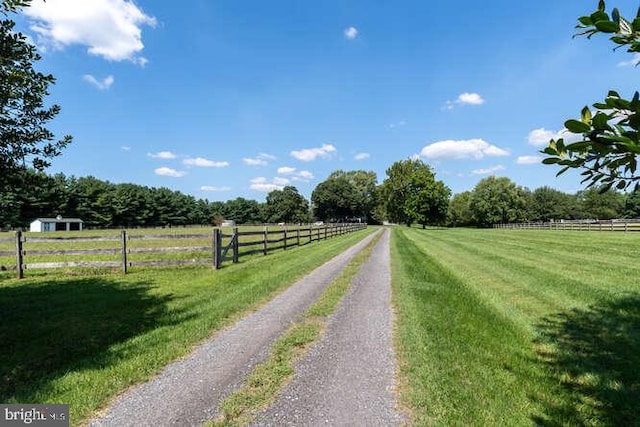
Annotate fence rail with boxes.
[493,219,640,232]
[1,223,367,279]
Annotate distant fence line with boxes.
[0,223,367,279]
[493,219,640,232]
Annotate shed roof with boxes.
[32,218,84,223]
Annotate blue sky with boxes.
[13,0,640,201]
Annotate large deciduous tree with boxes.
[577,186,626,219]
[448,191,473,227]
[542,1,640,191]
[264,186,310,224]
[0,0,72,189]
[326,170,378,223]
[531,186,578,222]
[379,159,450,227]
[469,176,530,227]
[311,174,357,222]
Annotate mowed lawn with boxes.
[392,227,640,426]
[0,227,375,426]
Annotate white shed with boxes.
[30,216,84,232]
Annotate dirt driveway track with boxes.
[253,228,404,426]
[90,230,380,426]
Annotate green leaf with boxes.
[581,106,592,123]
[598,0,606,12]
[565,119,591,133]
[592,112,610,129]
[565,142,591,152]
[612,8,620,23]
[595,20,620,33]
[633,17,640,31]
[542,157,561,165]
[599,182,614,193]
[556,166,570,176]
[578,16,593,26]
[591,10,609,23]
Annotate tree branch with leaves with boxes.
[0,0,72,189]
[542,0,640,192]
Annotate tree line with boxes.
[3,160,638,231]
[450,176,640,228]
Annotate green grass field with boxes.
[0,227,375,425]
[391,227,640,425]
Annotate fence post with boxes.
[121,229,128,274]
[324,225,327,240]
[212,228,221,269]
[309,225,313,243]
[231,227,240,264]
[263,226,268,255]
[296,226,300,247]
[15,230,24,279]
[283,226,288,250]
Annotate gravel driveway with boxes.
[253,228,404,426]
[90,230,380,427]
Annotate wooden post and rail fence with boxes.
[493,218,640,232]
[0,223,367,279]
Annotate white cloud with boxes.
[273,177,290,186]
[155,167,186,178]
[457,92,485,105]
[148,151,177,159]
[344,26,358,40]
[25,0,156,64]
[528,128,562,147]
[388,120,406,129]
[527,127,582,147]
[83,74,114,90]
[249,177,284,192]
[291,144,337,162]
[275,167,313,182]
[277,166,297,175]
[183,157,229,168]
[243,153,276,166]
[200,185,231,192]
[121,146,131,151]
[472,165,505,175]
[243,158,267,166]
[420,139,509,160]
[517,155,542,165]
[295,170,314,180]
[444,92,485,110]
[354,152,370,161]
[619,53,640,67]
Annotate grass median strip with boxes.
[211,230,384,426]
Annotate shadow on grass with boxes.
[0,277,179,402]
[533,295,640,425]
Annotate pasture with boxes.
[392,227,640,425]
[0,227,375,425]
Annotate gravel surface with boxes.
[90,231,380,427]
[253,228,405,426]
